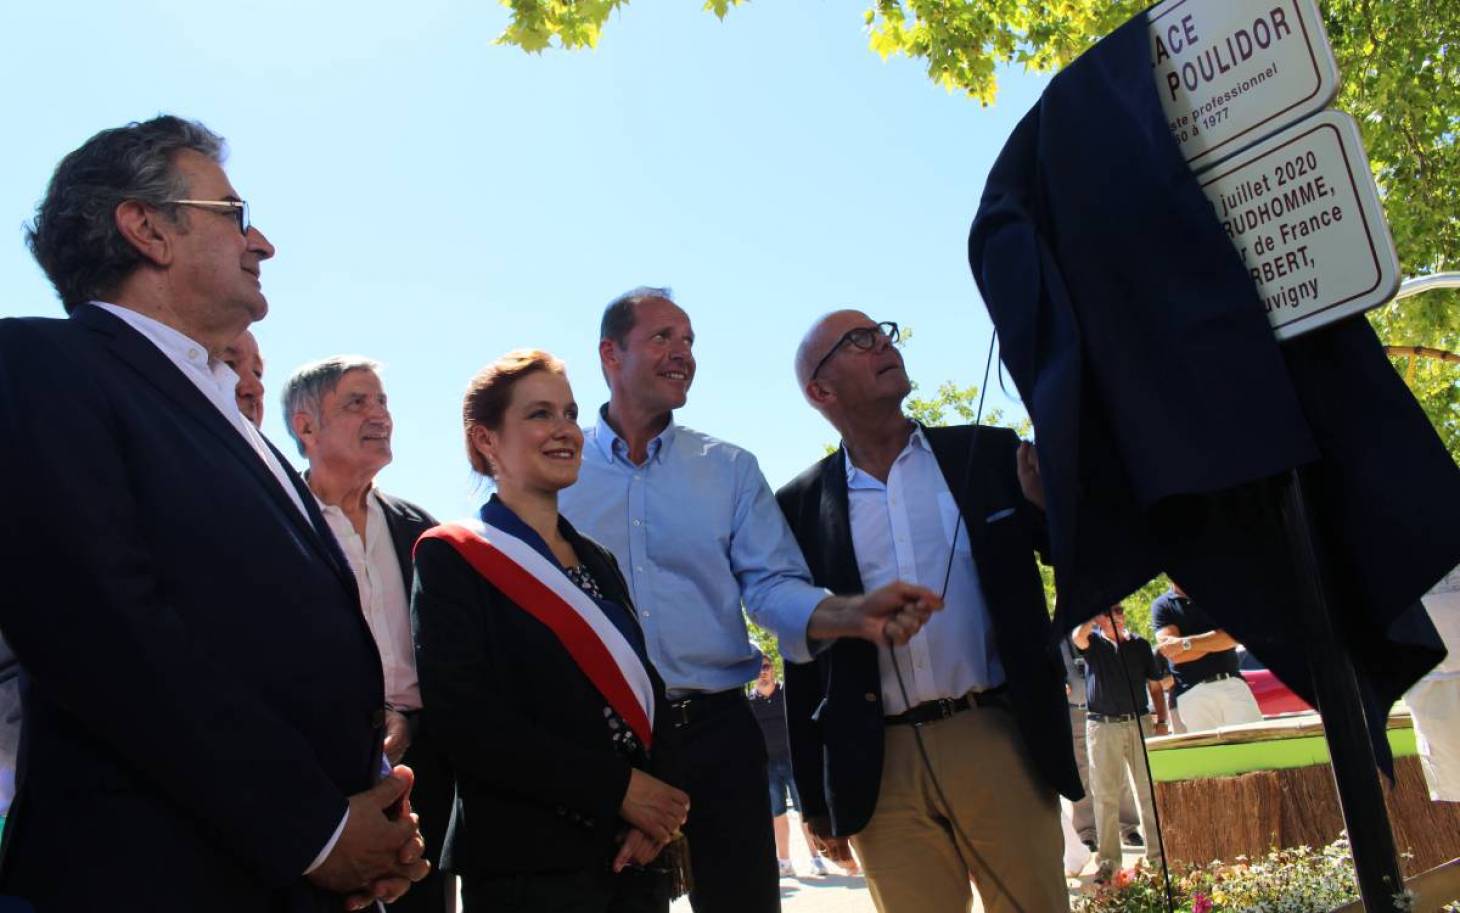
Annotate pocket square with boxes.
[985,508,1016,522]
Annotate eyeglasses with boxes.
[809,321,899,380]
[164,199,250,235]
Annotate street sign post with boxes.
[1148,0,1339,170]
[1198,109,1401,339]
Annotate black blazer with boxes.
[411,513,679,879]
[373,492,454,913]
[0,307,384,912]
[775,424,1081,837]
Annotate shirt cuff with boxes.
[304,808,349,875]
[776,587,833,664]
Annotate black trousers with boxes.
[388,717,455,913]
[460,867,668,913]
[679,692,779,913]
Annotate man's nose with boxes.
[248,226,276,260]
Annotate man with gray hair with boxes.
[0,115,428,910]
[284,355,452,913]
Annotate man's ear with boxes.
[804,378,834,409]
[290,411,315,452]
[598,337,619,370]
[114,200,174,268]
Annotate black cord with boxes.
[896,326,1174,912]
[882,329,1032,911]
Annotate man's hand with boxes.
[1016,441,1044,511]
[613,827,666,872]
[1155,635,1189,662]
[382,709,412,766]
[1152,719,1171,736]
[619,769,690,844]
[807,582,943,647]
[308,767,430,905]
[812,832,855,865]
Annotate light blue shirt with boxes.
[558,412,828,695]
[846,426,1004,714]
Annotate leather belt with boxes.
[1087,711,1143,724]
[885,685,1008,727]
[666,688,744,730]
[1193,672,1238,686]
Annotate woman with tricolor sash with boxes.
[411,350,689,912]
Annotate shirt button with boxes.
[635,565,644,572]
[641,611,650,618]
[633,519,642,527]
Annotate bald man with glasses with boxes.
[775,310,1082,913]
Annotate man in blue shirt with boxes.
[559,288,940,913]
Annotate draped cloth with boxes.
[967,12,1460,765]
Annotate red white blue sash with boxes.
[419,520,655,748]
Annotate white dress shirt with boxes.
[88,303,344,872]
[846,426,1005,714]
[318,490,421,711]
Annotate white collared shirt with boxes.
[89,302,308,519]
[317,490,421,711]
[845,426,1005,714]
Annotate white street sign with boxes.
[1149,0,1339,171]
[1200,110,1400,340]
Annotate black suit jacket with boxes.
[411,513,680,878]
[775,424,1081,838]
[0,307,384,912]
[373,492,453,913]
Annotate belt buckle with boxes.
[669,697,694,729]
[934,697,958,721]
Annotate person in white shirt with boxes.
[1406,565,1460,802]
[284,355,453,912]
[0,114,426,911]
[775,310,1082,913]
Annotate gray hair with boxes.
[26,115,226,312]
[281,355,383,455]
[600,285,674,347]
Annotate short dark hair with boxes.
[600,286,673,348]
[26,115,226,313]
[462,349,567,477]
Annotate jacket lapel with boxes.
[818,450,865,595]
[926,425,990,553]
[77,307,353,583]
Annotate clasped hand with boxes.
[614,769,689,871]
[307,765,431,911]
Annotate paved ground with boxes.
[668,811,1149,913]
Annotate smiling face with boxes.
[601,296,695,416]
[164,150,275,342]
[471,369,583,495]
[299,368,393,478]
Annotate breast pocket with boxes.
[936,493,975,555]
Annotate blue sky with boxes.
[0,0,1050,519]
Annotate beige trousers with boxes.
[1085,716,1163,877]
[850,704,1068,913]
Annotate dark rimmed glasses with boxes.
[809,321,899,380]
[165,199,250,235]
